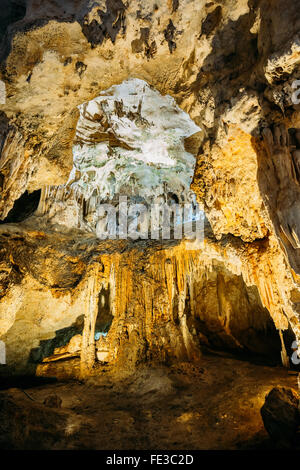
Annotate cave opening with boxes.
[95,286,113,340]
[0,189,41,224]
[183,268,284,366]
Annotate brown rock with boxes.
[261,387,300,448]
[43,394,62,409]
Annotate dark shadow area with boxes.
[254,128,300,275]
[0,189,41,224]
[0,0,26,43]
[201,341,281,367]
[80,0,126,48]
[0,0,128,65]
[0,111,10,157]
[95,286,113,336]
[0,374,58,390]
[185,267,283,367]
[200,321,300,369]
[283,325,300,371]
[193,8,259,120]
[28,315,84,366]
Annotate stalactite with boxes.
[279,329,289,368]
[33,238,299,379]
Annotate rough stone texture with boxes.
[261,386,300,448]
[2,1,300,451]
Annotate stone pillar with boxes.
[80,264,99,378]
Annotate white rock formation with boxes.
[39,79,202,232]
[72,78,200,200]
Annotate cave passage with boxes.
[0,189,41,224]
[181,269,285,366]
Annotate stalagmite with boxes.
[80,264,100,378]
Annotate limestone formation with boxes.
[0,0,300,450]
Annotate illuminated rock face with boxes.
[37,79,201,233]
[73,78,200,201]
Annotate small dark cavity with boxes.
[200,5,222,37]
[0,190,41,224]
[164,19,177,53]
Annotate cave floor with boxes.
[1,353,298,450]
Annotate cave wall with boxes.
[0,0,300,374]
